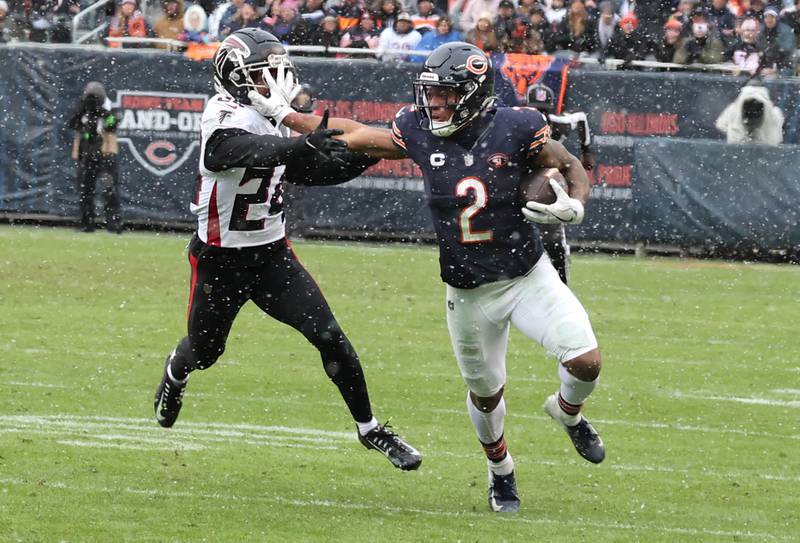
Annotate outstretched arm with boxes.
[252,67,408,159]
[281,111,408,159]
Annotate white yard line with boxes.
[0,477,789,541]
[0,381,69,389]
[670,391,800,408]
[0,414,354,439]
[2,414,798,484]
[771,388,800,397]
[55,439,205,451]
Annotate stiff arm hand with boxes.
[264,66,407,160]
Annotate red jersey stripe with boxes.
[207,181,221,246]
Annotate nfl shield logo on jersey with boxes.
[464,153,474,166]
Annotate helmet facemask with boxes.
[413,74,493,137]
[213,37,296,103]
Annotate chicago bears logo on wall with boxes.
[111,90,208,176]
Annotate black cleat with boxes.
[358,423,422,471]
[488,470,520,513]
[154,353,188,428]
[544,393,605,464]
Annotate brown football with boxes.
[519,168,569,205]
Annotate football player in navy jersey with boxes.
[153,28,422,472]
[259,41,604,513]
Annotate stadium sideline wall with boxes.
[0,44,797,255]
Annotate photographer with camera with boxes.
[715,80,784,145]
[67,82,123,233]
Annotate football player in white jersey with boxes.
[153,28,422,472]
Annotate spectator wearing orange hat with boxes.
[340,10,381,53]
[605,12,654,65]
[618,0,673,40]
[655,17,683,62]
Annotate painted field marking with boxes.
[670,391,800,409]
[1,414,798,484]
[0,477,790,541]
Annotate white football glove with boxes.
[522,178,585,225]
[247,65,303,124]
[247,90,294,125]
[266,64,303,105]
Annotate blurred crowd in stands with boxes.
[1,0,798,75]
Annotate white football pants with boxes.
[446,254,598,397]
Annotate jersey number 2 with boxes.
[456,177,492,244]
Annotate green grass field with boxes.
[1,225,798,542]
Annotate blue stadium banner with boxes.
[0,45,798,254]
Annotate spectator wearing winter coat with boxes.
[378,11,422,61]
[459,0,501,33]
[671,0,697,30]
[528,2,558,52]
[605,13,653,64]
[371,0,402,30]
[179,4,211,43]
[724,17,764,74]
[332,0,367,32]
[782,0,800,45]
[214,0,244,40]
[554,0,598,54]
[655,17,683,62]
[410,15,461,61]
[226,0,261,34]
[265,4,310,45]
[519,27,548,53]
[715,83,783,144]
[709,0,737,45]
[618,0,673,41]
[0,0,24,43]
[546,0,568,28]
[749,0,767,20]
[761,5,796,75]
[495,0,523,41]
[309,14,342,53]
[340,10,381,52]
[153,0,185,48]
[466,10,500,52]
[105,0,152,48]
[593,1,618,52]
[412,0,443,34]
[673,9,725,64]
[299,0,327,28]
